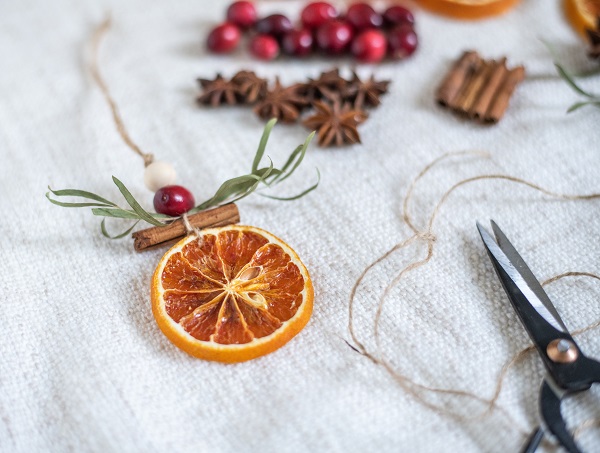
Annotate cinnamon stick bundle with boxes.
[132,203,240,251]
[435,51,525,124]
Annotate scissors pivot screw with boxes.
[546,339,578,363]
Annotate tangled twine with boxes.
[348,150,600,440]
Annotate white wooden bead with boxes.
[143,161,177,192]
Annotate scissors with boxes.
[477,220,600,453]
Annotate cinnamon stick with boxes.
[484,65,525,123]
[132,203,240,251]
[469,58,508,120]
[435,51,480,107]
[450,57,483,110]
[456,60,494,113]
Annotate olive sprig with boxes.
[543,40,600,113]
[554,63,600,113]
[47,119,319,238]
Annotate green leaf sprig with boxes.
[47,119,319,238]
[554,63,600,113]
[542,39,600,113]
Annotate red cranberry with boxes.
[153,185,195,217]
[206,23,241,53]
[226,1,257,29]
[255,14,293,38]
[301,2,338,29]
[351,29,386,63]
[315,20,354,54]
[388,26,418,59]
[346,3,383,30]
[383,6,415,27]
[249,34,280,60]
[282,29,313,56]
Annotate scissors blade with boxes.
[489,221,568,332]
[476,221,567,333]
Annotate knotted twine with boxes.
[348,151,600,442]
[90,16,154,167]
[182,212,205,244]
[90,17,208,245]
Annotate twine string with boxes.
[573,419,600,442]
[349,150,600,437]
[402,150,491,234]
[182,212,204,243]
[90,17,154,167]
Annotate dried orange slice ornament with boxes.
[564,0,600,36]
[151,225,313,362]
[416,0,520,19]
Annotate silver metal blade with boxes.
[490,221,568,332]
[477,222,567,332]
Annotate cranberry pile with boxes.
[206,1,418,63]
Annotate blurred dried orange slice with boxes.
[416,0,521,19]
[564,0,600,36]
[151,225,313,363]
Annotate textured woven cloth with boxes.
[1,1,599,452]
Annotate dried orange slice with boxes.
[151,225,313,363]
[564,0,600,36]
[416,0,521,19]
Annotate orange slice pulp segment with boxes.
[151,225,313,363]
[564,0,600,36]
[416,0,521,19]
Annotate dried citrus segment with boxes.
[416,0,521,19]
[564,0,600,36]
[163,291,223,322]
[151,225,313,363]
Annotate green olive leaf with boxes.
[101,219,140,239]
[259,169,320,201]
[47,187,118,206]
[555,64,595,98]
[252,118,277,173]
[111,176,165,226]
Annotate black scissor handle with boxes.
[539,380,583,453]
[521,427,544,453]
[524,354,600,452]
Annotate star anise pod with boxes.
[586,17,600,60]
[296,68,349,103]
[197,74,238,107]
[302,100,368,147]
[342,72,391,110]
[253,78,310,123]
[231,70,268,104]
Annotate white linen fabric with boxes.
[1,1,599,452]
